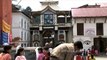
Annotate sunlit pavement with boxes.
[95,56,107,60]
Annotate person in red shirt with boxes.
[0,45,12,60]
[43,48,50,60]
[75,52,83,60]
[76,55,83,60]
[91,49,95,55]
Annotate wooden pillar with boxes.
[0,0,12,45]
[54,31,58,47]
[40,31,43,47]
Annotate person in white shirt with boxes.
[35,47,40,60]
[12,37,22,53]
[16,44,21,53]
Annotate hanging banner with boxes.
[0,29,2,45]
[8,33,12,44]
[2,20,10,33]
[2,20,11,45]
[2,32,8,45]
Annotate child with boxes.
[15,47,26,60]
[75,52,83,60]
[86,53,91,60]
[38,48,45,60]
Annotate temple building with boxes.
[31,0,72,47]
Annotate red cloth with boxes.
[76,55,83,60]
[43,51,50,60]
[91,49,95,55]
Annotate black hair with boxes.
[15,47,24,59]
[3,45,12,53]
[43,47,49,51]
[38,47,43,53]
[74,41,83,49]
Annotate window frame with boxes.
[96,23,103,35]
[57,17,65,23]
[44,14,53,24]
[77,23,84,35]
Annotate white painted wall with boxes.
[104,23,107,36]
[12,12,30,47]
[67,27,73,43]
[73,23,77,36]
[73,17,107,50]
[12,29,21,38]
[12,13,21,28]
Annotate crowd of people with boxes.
[35,41,101,60]
[0,41,95,60]
[0,45,27,60]
[0,37,106,60]
[74,49,96,60]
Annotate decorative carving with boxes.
[85,28,95,37]
[83,40,91,45]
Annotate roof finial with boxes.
[46,0,52,1]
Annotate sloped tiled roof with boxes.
[12,4,20,12]
[72,7,107,17]
[35,5,60,11]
